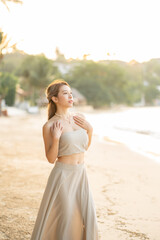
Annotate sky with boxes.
[0,0,160,62]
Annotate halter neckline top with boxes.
[57,128,89,157]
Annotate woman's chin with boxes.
[68,103,73,107]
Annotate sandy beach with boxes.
[0,109,160,240]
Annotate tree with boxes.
[0,50,27,73]
[17,54,59,105]
[124,61,144,104]
[0,30,17,62]
[65,61,130,108]
[0,72,18,114]
[142,59,160,104]
[0,0,22,61]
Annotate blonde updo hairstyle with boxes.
[45,79,70,120]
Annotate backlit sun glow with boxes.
[0,0,160,62]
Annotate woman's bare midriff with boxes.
[56,152,84,165]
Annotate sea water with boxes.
[85,107,160,164]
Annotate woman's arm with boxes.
[42,123,59,164]
[86,125,93,150]
[42,120,63,163]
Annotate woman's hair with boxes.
[45,79,70,120]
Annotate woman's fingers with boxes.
[74,118,84,127]
[53,121,57,127]
[58,121,63,129]
[54,120,59,127]
[53,120,63,132]
[74,120,82,127]
[73,117,83,123]
[73,115,84,122]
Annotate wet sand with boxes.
[0,110,160,240]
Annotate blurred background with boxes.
[1,0,160,163]
[1,1,160,239]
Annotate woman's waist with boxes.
[57,152,84,165]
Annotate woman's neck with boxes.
[55,110,70,117]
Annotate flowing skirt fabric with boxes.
[30,161,99,240]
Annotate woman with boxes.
[31,79,99,240]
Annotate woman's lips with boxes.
[68,100,73,103]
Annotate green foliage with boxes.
[142,59,160,104]
[18,54,53,87]
[17,54,60,105]
[0,72,8,98]
[1,50,160,107]
[0,51,27,73]
[0,72,18,105]
[65,60,141,107]
[66,61,111,107]
[66,59,160,107]
[124,63,143,104]
[144,85,160,104]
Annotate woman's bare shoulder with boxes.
[42,116,56,131]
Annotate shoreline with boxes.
[101,134,160,165]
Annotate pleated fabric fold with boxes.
[31,161,99,240]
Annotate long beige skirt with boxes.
[30,161,99,240]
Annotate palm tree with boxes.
[0,30,17,62]
[0,0,22,60]
[0,0,22,11]
[0,0,22,115]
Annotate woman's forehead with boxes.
[59,85,71,92]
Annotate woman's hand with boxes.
[73,115,93,133]
[50,121,63,140]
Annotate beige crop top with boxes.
[57,128,89,157]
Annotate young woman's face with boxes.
[56,85,73,107]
